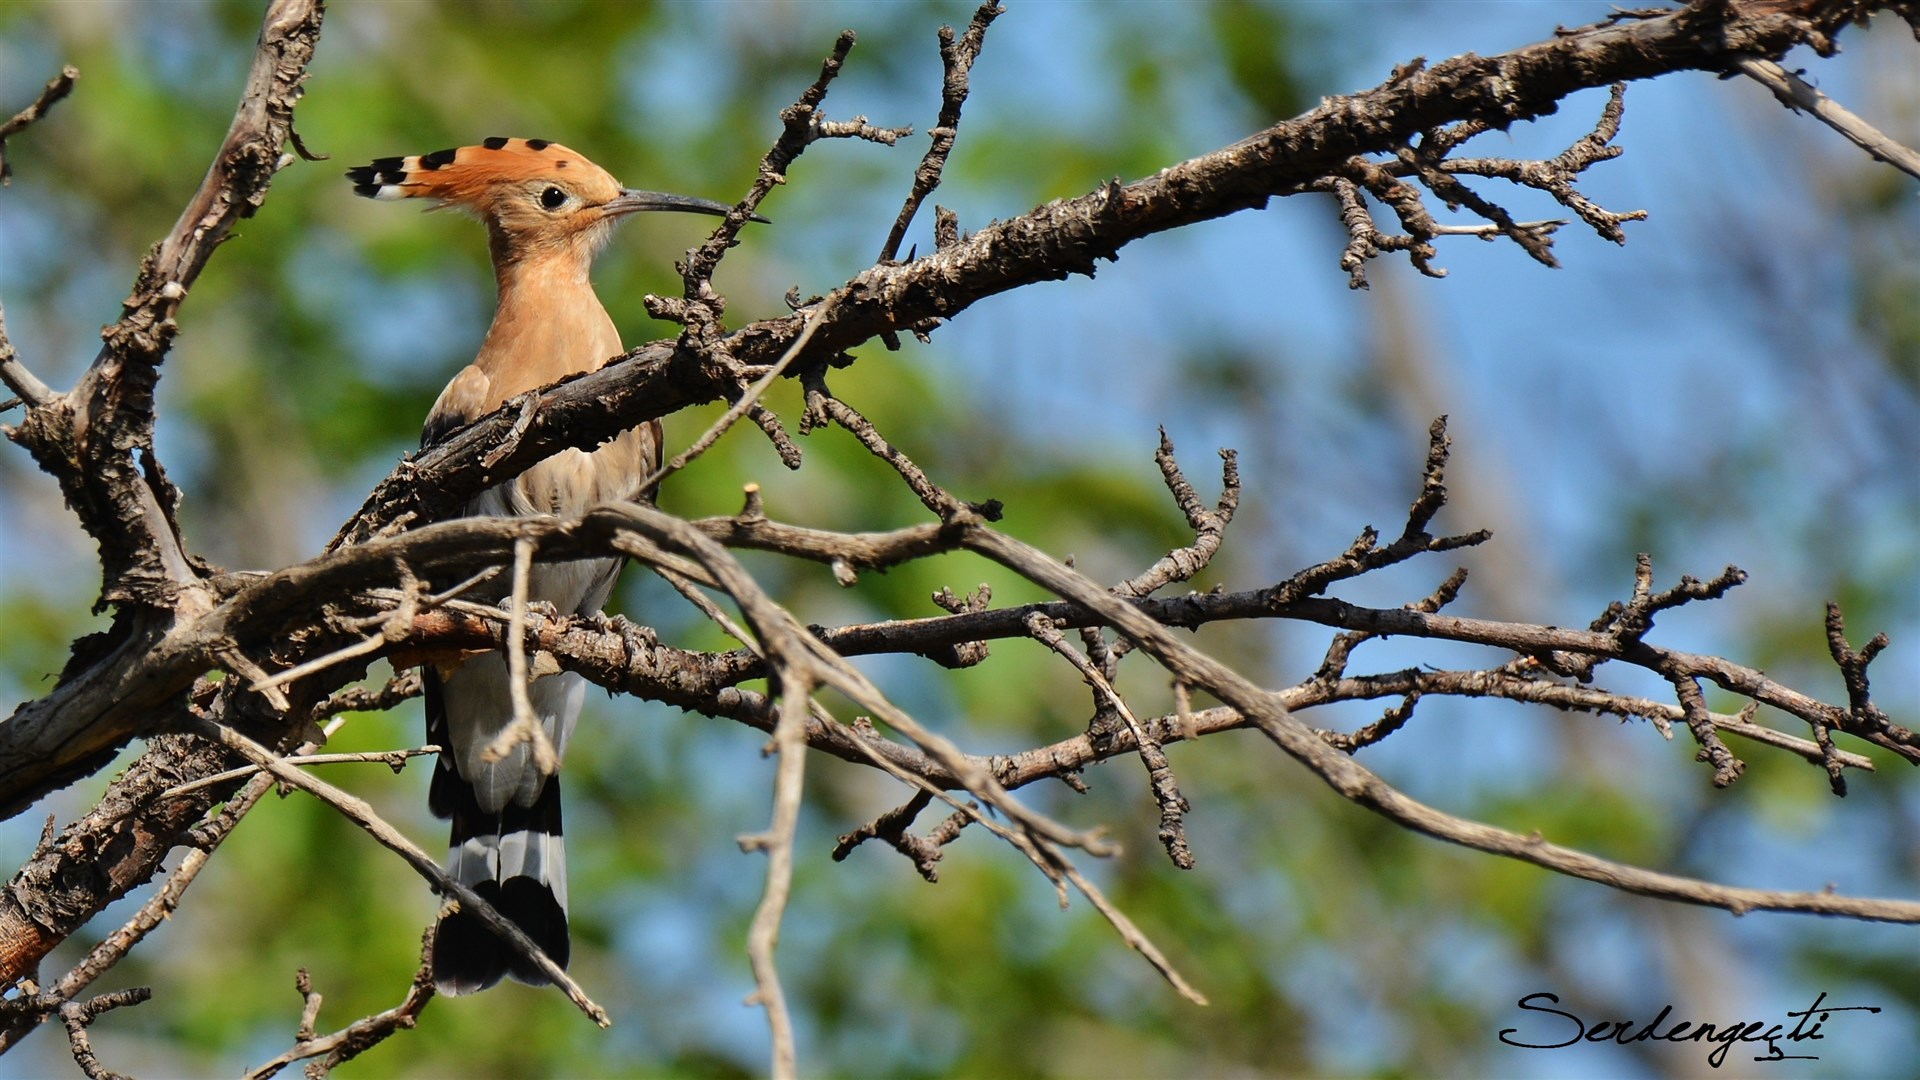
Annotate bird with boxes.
[346,137,744,994]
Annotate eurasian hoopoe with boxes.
[346,138,740,995]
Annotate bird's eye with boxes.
[538,186,568,211]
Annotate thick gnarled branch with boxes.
[330,0,1875,548]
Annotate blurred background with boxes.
[1,1,1915,1076]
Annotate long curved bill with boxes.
[606,189,768,223]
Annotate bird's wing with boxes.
[422,363,492,449]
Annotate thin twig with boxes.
[294,969,322,1044]
[635,297,835,497]
[657,566,756,648]
[57,989,148,1080]
[157,746,439,801]
[217,646,292,713]
[251,633,388,694]
[962,525,1920,924]
[481,537,558,774]
[880,2,1004,261]
[0,299,56,409]
[0,65,78,185]
[257,558,427,693]
[1026,613,1193,869]
[595,502,1223,1002]
[1738,57,1920,182]
[191,719,609,1026]
[1055,860,1208,1006]
[678,29,856,295]
[607,498,1106,857]
[313,669,423,721]
[242,930,438,1080]
[0,710,369,1052]
[739,668,814,1080]
[1430,218,1569,237]
[832,790,942,880]
[1112,431,1239,599]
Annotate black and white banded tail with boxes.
[425,669,570,995]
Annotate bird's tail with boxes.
[425,670,570,995]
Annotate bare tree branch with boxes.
[243,933,437,1080]
[1738,56,1920,181]
[330,0,1878,549]
[0,0,327,824]
[879,1,1003,263]
[0,65,77,186]
[191,720,609,1027]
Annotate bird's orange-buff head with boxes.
[346,137,740,265]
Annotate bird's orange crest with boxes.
[345,137,620,211]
